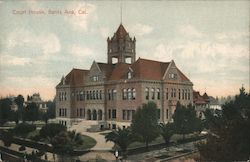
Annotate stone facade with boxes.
[56,24,193,129]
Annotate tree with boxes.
[40,123,66,139]
[51,130,83,162]
[24,102,39,123]
[131,102,159,149]
[172,102,202,140]
[47,100,56,119]
[12,123,36,136]
[1,130,13,147]
[105,127,134,157]
[14,95,24,122]
[0,98,12,126]
[158,123,174,145]
[198,87,250,161]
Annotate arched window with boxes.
[87,109,91,120]
[100,90,102,100]
[80,91,83,101]
[127,71,132,79]
[123,89,127,100]
[96,90,99,100]
[90,91,93,100]
[86,91,89,100]
[171,88,173,98]
[151,88,155,100]
[93,90,95,100]
[108,89,112,100]
[145,88,149,100]
[64,92,67,100]
[132,88,136,100]
[157,88,160,100]
[166,88,168,100]
[127,88,132,100]
[173,88,176,98]
[98,110,103,120]
[93,109,97,120]
[113,89,117,100]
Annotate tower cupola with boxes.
[107,24,136,64]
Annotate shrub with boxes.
[13,123,36,136]
[39,123,66,139]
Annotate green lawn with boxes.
[127,133,200,149]
[99,132,110,136]
[128,136,164,149]
[78,135,97,150]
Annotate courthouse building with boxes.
[56,24,193,129]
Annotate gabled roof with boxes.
[193,90,209,104]
[109,58,170,81]
[177,68,190,82]
[131,58,170,80]
[58,68,89,86]
[109,63,130,80]
[58,58,192,85]
[96,62,114,79]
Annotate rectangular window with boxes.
[80,108,82,117]
[122,110,126,120]
[166,109,169,119]
[178,89,181,100]
[87,91,89,100]
[182,90,184,100]
[123,89,127,100]
[108,109,111,119]
[127,110,130,120]
[108,90,111,100]
[166,88,168,100]
[157,88,160,100]
[112,109,116,119]
[100,90,102,100]
[157,109,160,119]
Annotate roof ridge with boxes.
[138,57,170,64]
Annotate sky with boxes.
[0,0,249,100]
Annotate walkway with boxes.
[69,121,114,151]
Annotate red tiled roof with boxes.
[109,58,170,81]
[109,63,130,80]
[97,63,114,79]
[193,90,209,104]
[58,68,89,86]
[131,58,170,80]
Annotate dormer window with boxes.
[93,76,99,82]
[127,72,132,79]
[169,73,177,79]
